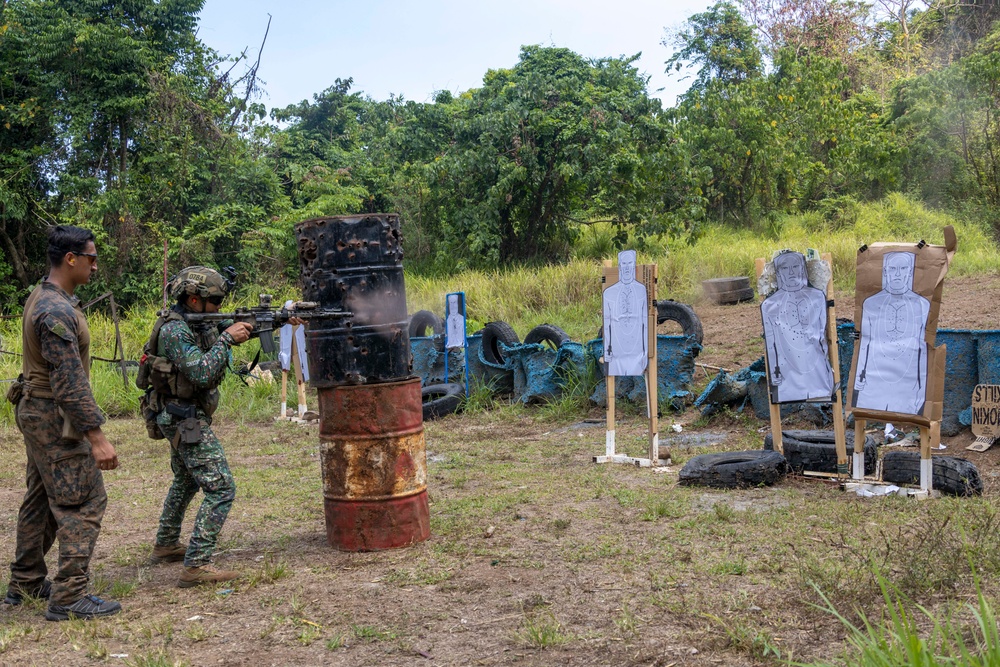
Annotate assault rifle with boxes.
[180,294,348,355]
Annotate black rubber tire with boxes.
[408,310,443,337]
[422,383,463,420]
[258,360,281,373]
[703,277,754,305]
[763,429,877,475]
[656,300,704,345]
[524,324,570,349]
[481,321,519,365]
[678,450,788,488]
[881,451,983,496]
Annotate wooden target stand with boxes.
[755,253,849,477]
[593,260,666,467]
[850,349,946,492]
[846,229,954,494]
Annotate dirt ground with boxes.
[0,275,999,666]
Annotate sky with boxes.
[196,0,715,114]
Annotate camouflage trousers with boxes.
[155,415,235,567]
[9,396,107,606]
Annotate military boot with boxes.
[45,594,122,621]
[149,542,188,565]
[177,564,240,588]
[3,579,52,606]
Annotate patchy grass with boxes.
[517,611,571,648]
[0,405,998,663]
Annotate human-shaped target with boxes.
[760,251,835,402]
[602,250,648,377]
[852,251,930,415]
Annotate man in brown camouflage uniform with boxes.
[4,225,122,621]
[141,267,253,587]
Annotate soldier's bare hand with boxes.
[287,316,306,326]
[225,321,254,344]
[88,430,119,471]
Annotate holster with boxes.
[165,402,198,420]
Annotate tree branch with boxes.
[227,14,271,135]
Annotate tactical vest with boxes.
[137,309,222,419]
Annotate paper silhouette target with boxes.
[760,251,835,403]
[852,251,931,415]
[603,250,648,377]
[445,292,466,349]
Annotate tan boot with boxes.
[149,543,187,565]
[177,564,240,588]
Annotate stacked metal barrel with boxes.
[295,214,430,551]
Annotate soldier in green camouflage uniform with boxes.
[5,225,122,621]
[141,266,253,587]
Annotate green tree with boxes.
[418,45,687,266]
[1,0,289,305]
[665,1,763,88]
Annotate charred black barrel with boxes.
[296,215,411,386]
[297,214,404,270]
[305,317,411,386]
[296,214,406,321]
[301,269,406,324]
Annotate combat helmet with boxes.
[168,266,233,301]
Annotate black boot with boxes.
[3,579,52,606]
[45,594,122,621]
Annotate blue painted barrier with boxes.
[411,334,513,392]
[834,323,1000,436]
[411,333,701,407]
[587,336,701,410]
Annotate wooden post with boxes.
[280,368,289,420]
[605,374,616,457]
[603,259,616,459]
[645,264,658,462]
[755,258,783,456]
[291,325,307,417]
[919,421,940,491]
[822,253,849,477]
[853,418,866,480]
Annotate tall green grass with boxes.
[799,577,1000,667]
[407,193,1000,341]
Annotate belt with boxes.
[23,383,54,400]
[165,402,198,420]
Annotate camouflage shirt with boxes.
[21,281,106,433]
[156,317,235,391]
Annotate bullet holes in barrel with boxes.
[298,238,318,266]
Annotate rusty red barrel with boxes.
[317,377,430,551]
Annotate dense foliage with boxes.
[2,0,1000,309]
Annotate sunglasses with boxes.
[206,296,224,306]
[72,251,98,264]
